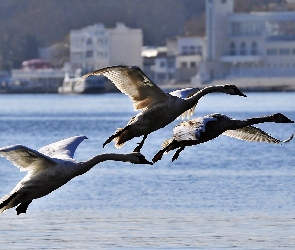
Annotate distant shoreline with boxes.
[2,76,295,94]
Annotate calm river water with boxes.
[0,92,294,249]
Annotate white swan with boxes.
[0,135,152,215]
[153,113,294,162]
[82,66,247,151]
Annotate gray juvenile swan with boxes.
[153,113,294,162]
[82,66,247,152]
[0,135,152,215]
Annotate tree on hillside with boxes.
[22,34,39,60]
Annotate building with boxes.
[196,0,295,90]
[143,36,205,85]
[10,63,65,93]
[171,36,205,83]
[70,23,143,70]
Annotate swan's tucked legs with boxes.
[134,134,148,152]
[103,134,118,147]
[152,140,177,163]
[152,149,166,162]
[103,126,130,147]
[0,193,17,210]
[16,200,32,215]
[172,147,185,162]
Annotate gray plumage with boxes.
[153,113,294,162]
[82,66,247,151]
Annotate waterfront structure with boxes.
[10,59,65,93]
[70,23,143,70]
[143,36,205,85]
[196,0,295,90]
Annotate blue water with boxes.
[0,92,295,249]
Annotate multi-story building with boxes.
[143,36,205,85]
[172,36,205,82]
[196,0,295,90]
[70,23,143,70]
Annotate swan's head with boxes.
[222,85,247,97]
[129,152,153,165]
[272,113,294,123]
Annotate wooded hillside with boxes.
[0,0,289,70]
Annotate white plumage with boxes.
[0,135,152,215]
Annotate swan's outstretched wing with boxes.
[0,145,56,172]
[82,66,168,111]
[39,135,88,159]
[222,126,292,144]
[170,87,202,119]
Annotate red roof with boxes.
[21,59,53,69]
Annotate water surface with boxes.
[0,92,294,249]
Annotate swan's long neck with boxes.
[76,153,133,176]
[186,85,225,107]
[228,115,275,130]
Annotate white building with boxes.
[197,0,295,90]
[143,36,205,85]
[70,23,143,70]
[172,36,205,82]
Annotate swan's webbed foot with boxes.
[133,134,148,152]
[16,200,32,215]
[172,147,185,162]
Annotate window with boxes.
[232,22,240,36]
[86,50,93,58]
[190,62,196,68]
[86,38,92,45]
[182,46,188,55]
[251,41,258,55]
[267,48,277,55]
[167,60,175,68]
[189,46,196,54]
[181,62,187,68]
[196,46,202,56]
[240,42,246,55]
[279,48,290,55]
[160,61,166,68]
[230,42,236,55]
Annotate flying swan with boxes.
[153,113,294,162]
[81,65,247,152]
[0,135,152,215]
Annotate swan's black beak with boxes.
[138,155,153,165]
[236,89,247,97]
[286,116,295,123]
[277,114,295,123]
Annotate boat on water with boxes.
[58,69,106,94]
